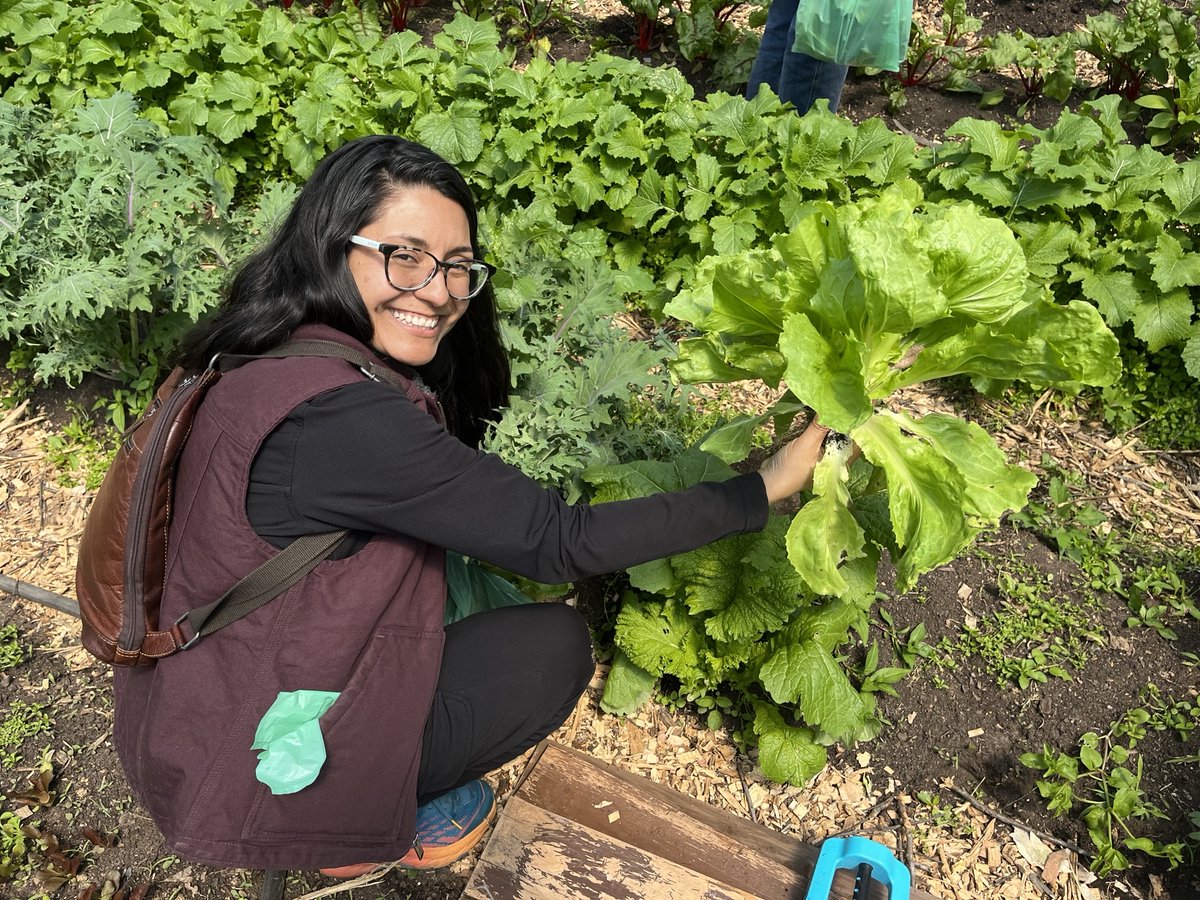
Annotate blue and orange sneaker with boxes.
[320,780,497,878]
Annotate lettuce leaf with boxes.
[667,187,1121,594]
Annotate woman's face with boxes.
[348,185,473,367]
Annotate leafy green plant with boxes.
[920,96,1200,397]
[482,204,686,498]
[0,93,297,426]
[1022,687,1196,875]
[589,189,1118,783]
[0,625,26,670]
[673,0,762,86]
[495,0,573,47]
[0,811,29,879]
[983,29,1078,109]
[0,700,52,769]
[1077,0,1184,101]
[667,186,1119,596]
[891,0,986,105]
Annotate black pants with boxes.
[416,602,593,804]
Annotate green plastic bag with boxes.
[444,553,532,625]
[251,689,340,795]
[792,0,913,72]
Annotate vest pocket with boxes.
[242,626,444,843]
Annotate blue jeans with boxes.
[746,0,849,114]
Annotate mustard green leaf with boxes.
[1163,160,1200,224]
[674,518,806,643]
[758,640,880,744]
[614,596,707,685]
[413,108,484,164]
[1130,290,1195,353]
[1149,233,1200,292]
[1067,263,1140,326]
[1183,325,1200,379]
[752,702,827,784]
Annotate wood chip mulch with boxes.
[2,385,1196,900]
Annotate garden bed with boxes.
[2,0,1199,896]
[1,376,1196,899]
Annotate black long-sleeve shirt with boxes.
[247,380,768,584]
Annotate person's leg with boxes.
[777,9,850,114]
[416,602,593,803]
[745,0,801,100]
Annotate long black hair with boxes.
[178,136,510,446]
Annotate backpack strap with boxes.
[173,529,349,649]
[220,339,411,392]
[171,340,412,652]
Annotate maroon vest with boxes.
[113,325,447,870]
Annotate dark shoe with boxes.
[320,780,497,877]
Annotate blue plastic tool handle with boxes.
[805,835,911,900]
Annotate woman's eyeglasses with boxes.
[349,235,495,300]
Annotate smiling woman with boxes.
[106,134,834,881]
[345,187,476,368]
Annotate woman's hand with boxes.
[757,418,831,504]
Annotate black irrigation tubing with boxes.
[0,572,80,619]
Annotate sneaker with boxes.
[320,780,497,878]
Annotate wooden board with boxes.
[467,796,759,900]
[463,741,938,900]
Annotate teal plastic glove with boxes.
[251,689,340,795]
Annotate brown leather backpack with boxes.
[75,340,404,666]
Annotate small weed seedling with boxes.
[45,411,116,491]
[0,701,53,769]
[1013,459,1199,638]
[1021,686,1198,875]
[0,625,27,670]
[0,810,30,879]
[934,560,1103,689]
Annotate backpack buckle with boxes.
[173,612,202,651]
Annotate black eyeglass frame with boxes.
[348,234,496,300]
